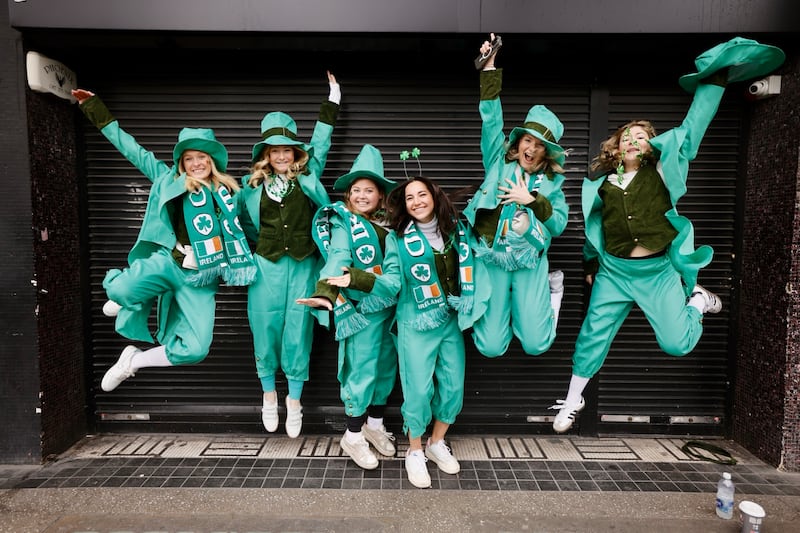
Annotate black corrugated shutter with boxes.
[83,73,735,436]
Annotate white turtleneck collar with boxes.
[416,216,444,251]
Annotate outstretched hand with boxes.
[71,89,95,104]
[296,296,333,311]
[326,267,352,288]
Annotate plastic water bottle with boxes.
[715,472,735,519]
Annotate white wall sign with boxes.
[26,51,77,102]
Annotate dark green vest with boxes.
[435,239,460,297]
[599,165,678,257]
[255,183,317,262]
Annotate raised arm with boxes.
[477,35,506,171]
[72,89,171,183]
[306,71,341,178]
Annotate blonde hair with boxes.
[591,120,658,173]
[247,145,310,188]
[178,156,240,193]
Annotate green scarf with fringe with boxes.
[312,202,396,340]
[477,165,546,271]
[399,220,475,332]
[183,183,256,287]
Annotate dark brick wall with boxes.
[782,56,800,472]
[735,51,800,471]
[0,0,42,464]
[27,88,89,459]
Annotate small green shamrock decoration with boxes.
[400,147,423,178]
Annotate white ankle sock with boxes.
[344,429,362,443]
[688,293,705,313]
[130,345,171,371]
[566,374,590,406]
[366,416,383,430]
[262,392,277,406]
[551,291,564,328]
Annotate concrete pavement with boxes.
[2,433,800,532]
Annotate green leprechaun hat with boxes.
[678,36,785,93]
[333,144,397,193]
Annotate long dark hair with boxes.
[386,176,457,237]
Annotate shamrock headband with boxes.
[400,147,422,179]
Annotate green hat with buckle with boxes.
[250,111,313,162]
[333,144,397,192]
[508,105,566,166]
[173,128,228,172]
[678,36,785,93]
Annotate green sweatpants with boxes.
[338,306,397,417]
[472,255,555,357]
[573,253,704,378]
[398,312,465,438]
[248,254,317,382]
[103,248,218,365]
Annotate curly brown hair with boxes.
[590,120,659,174]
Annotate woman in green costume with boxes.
[464,34,569,359]
[549,37,785,434]
[327,174,483,488]
[238,72,340,438]
[72,88,255,393]
[297,144,399,471]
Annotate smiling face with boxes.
[266,145,296,175]
[515,133,546,173]
[346,178,384,217]
[181,150,213,181]
[617,126,652,171]
[404,180,435,223]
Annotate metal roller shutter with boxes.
[83,72,735,436]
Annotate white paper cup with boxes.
[738,500,765,533]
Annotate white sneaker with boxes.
[425,439,460,474]
[261,396,278,433]
[102,300,122,317]
[361,424,396,457]
[101,345,139,392]
[550,397,586,433]
[405,450,431,488]
[692,284,722,314]
[549,270,564,293]
[340,432,379,470]
[285,396,302,438]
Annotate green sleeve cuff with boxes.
[79,95,115,129]
[348,267,376,293]
[479,68,503,101]
[526,192,553,222]
[312,280,339,303]
[700,69,728,88]
[319,100,340,126]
